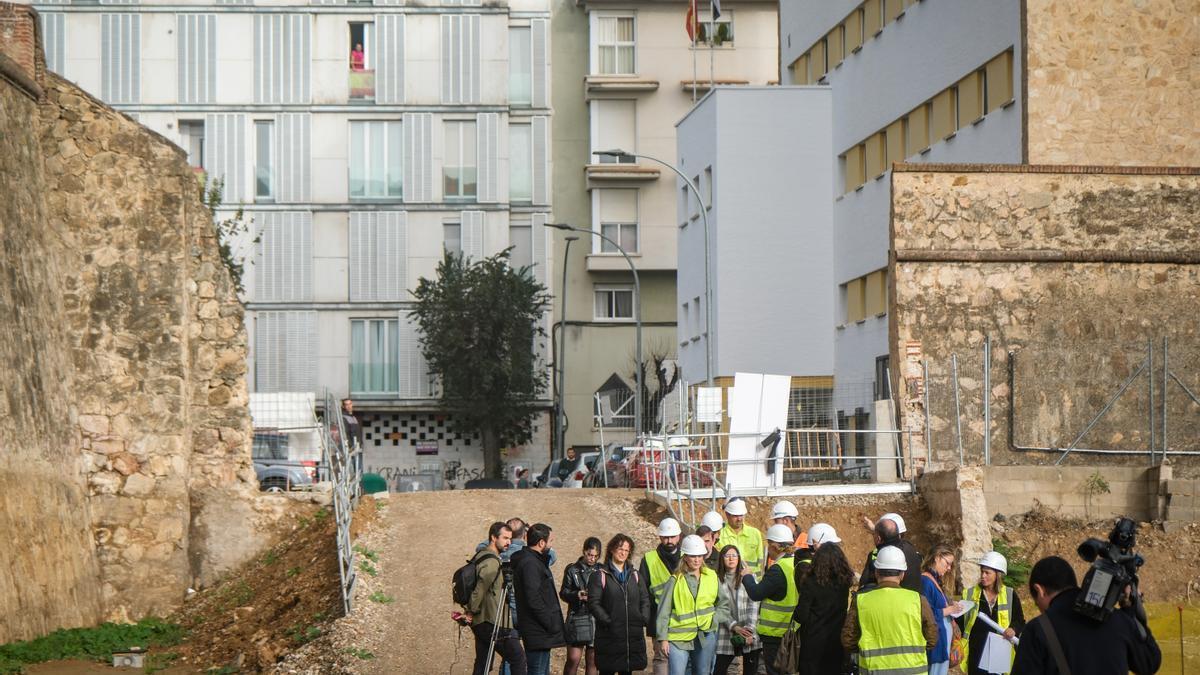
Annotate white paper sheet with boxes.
[979,632,1014,674]
[950,599,974,618]
[976,612,1020,645]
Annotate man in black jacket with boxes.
[512,523,566,675]
[858,517,922,591]
[1012,556,1161,675]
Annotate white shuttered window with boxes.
[531,212,549,285]
[101,14,140,104]
[350,319,399,395]
[275,113,311,203]
[349,211,408,302]
[531,115,549,205]
[460,210,485,260]
[531,18,549,108]
[376,14,405,104]
[510,124,532,203]
[397,311,431,398]
[254,14,311,104]
[40,13,65,75]
[350,120,403,199]
[475,113,499,203]
[205,113,247,203]
[255,211,313,302]
[255,311,317,393]
[177,14,216,104]
[403,113,433,202]
[440,14,480,104]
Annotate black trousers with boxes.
[760,636,783,675]
[472,622,528,675]
[714,649,761,675]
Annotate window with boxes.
[703,167,713,209]
[692,296,702,338]
[865,269,887,315]
[594,189,638,253]
[930,88,956,141]
[874,355,891,400]
[956,71,984,126]
[348,22,375,100]
[812,40,828,80]
[864,132,885,179]
[509,222,532,269]
[594,286,635,321]
[826,25,844,69]
[101,14,140,104]
[885,120,905,168]
[509,26,532,105]
[179,120,205,169]
[349,120,403,199]
[350,318,399,395]
[789,54,809,85]
[845,277,866,323]
[863,0,882,36]
[510,124,532,202]
[697,10,733,47]
[883,0,902,24]
[680,303,690,344]
[595,15,635,75]
[590,100,636,163]
[845,9,864,53]
[905,104,929,156]
[255,120,274,201]
[444,121,478,200]
[594,373,634,428]
[984,50,1014,112]
[444,222,462,254]
[843,144,865,193]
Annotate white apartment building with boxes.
[34,0,555,487]
[551,0,777,449]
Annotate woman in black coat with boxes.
[587,533,650,675]
[792,539,854,675]
[560,537,603,675]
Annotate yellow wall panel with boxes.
[864,132,886,178]
[985,50,1014,112]
[930,88,956,140]
[846,278,865,323]
[885,120,905,166]
[957,71,983,124]
[905,105,929,156]
[827,26,844,69]
[883,0,902,24]
[865,269,887,315]
[845,10,863,52]
[864,0,882,36]
[843,145,865,192]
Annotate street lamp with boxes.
[547,222,643,441]
[595,149,713,388]
[556,235,579,459]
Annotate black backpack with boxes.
[452,551,499,607]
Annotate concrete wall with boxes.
[1024,0,1200,166]
[675,87,835,383]
[982,465,1161,522]
[1164,478,1200,524]
[890,166,1200,470]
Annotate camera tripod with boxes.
[482,572,515,674]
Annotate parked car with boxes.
[582,445,633,488]
[253,430,318,492]
[534,451,600,488]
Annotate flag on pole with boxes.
[712,0,721,20]
[685,0,699,42]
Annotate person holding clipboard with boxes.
[958,551,1025,674]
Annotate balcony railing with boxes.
[350,69,375,100]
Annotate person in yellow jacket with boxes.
[842,546,939,675]
[957,551,1025,675]
[656,535,730,675]
[740,524,801,675]
[715,498,765,577]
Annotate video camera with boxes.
[1073,517,1146,626]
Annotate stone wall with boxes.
[916,467,991,589]
[982,465,1161,522]
[1024,0,1199,166]
[889,166,1200,471]
[0,4,274,642]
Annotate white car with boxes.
[535,451,600,488]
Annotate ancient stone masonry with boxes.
[0,4,279,643]
[1024,0,1199,166]
[889,167,1200,471]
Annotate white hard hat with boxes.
[771,501,799,520]
[723,498,748,516]
[874,545,908,572]
[880,512,907,534]
[766,524,795,544]
[807,523,841,546]
[657,517,682,537]
[701,511,724,531]
[680,534,708,556]
[979,551,1008,575]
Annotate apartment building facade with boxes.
[551,0,777,449]
[34,0,555,486]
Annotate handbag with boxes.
[774,620,801,675]
[564,608,595,645]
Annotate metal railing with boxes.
[633,428,917,527]
[320,391,362,616]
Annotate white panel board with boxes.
[725,372,791,490]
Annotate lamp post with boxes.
[596,149,713,388]
[547,222,643,441]
[556,235,579,459]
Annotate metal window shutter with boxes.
[397,310,427,398]
[531,212,548,286]
[255,311,315,392]
[255,211,312,302]
[380,211,408,301]
[461,210,484,260]
[531,115,549,205]
[377,14,405,104]
[403,113,432,203]
[466,15,480,103]
[101,14,139,103]
[255,14,309,104]
[440,15,453,103]
[531,18,549,108]
[254,311,277,392]
[204,113,247,203]
[475,112,499,203]
[178,14,216,104]
[41,13,65,75]
[348,212,374,302]
[275,113,310,203]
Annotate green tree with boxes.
[412,250,551,479]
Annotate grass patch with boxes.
[285,566,302,578]
[0,618,183,674]
[263,550,279,566]
[353,545,379,563]
[343,647,375,660]
[992,537,1032,588]
[368,591,394,604]
[359,560,378,577]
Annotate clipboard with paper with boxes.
[974,611,1019,674]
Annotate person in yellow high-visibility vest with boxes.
[641,517,683,675]
[741,524,801,675]
[716,498,765,577]
[842,545,939,675]
[655,535,730,675]
[958,550,1025,675]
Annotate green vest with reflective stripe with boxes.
[962,585,1013,668]
[716,525,765,576]
[757,556,799,637]
[645,550,672,602]
[666,568,719,642]
[856,586,928,675]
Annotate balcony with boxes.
[349,69,375,101]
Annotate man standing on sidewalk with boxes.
[467,522,527,675]
[512,523,566,675]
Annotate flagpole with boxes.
[691,0,698,103]
[708,0,715,90]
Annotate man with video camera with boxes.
[1011,555,1161,674]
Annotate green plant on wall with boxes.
[1079,470,1111,521]
[200,178,258,296]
